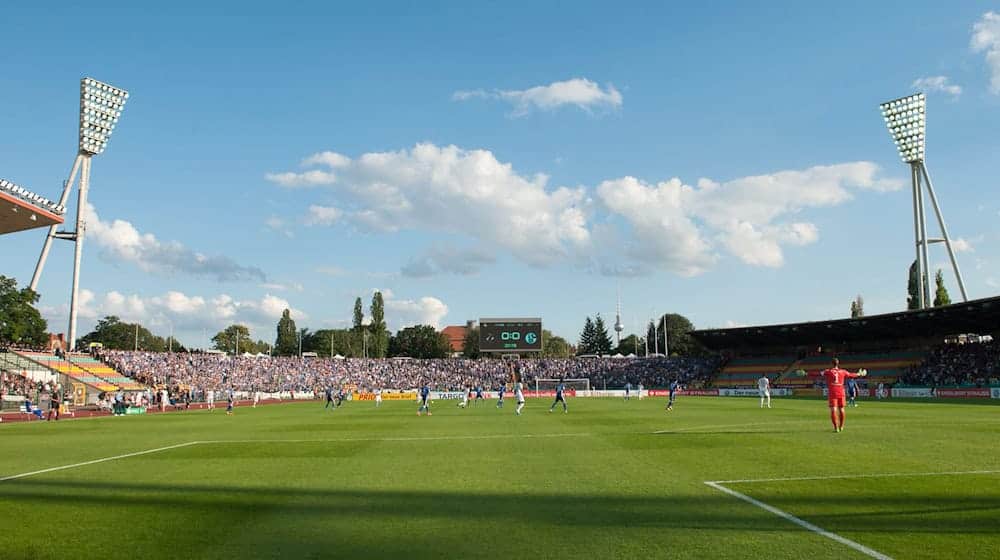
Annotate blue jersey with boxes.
[497,387,505,399]
[475,387,483,397]
[556,384,565,398]
[420,386,430,401]
[669,381,680,394]
[846,378,858,394]
[625,383,632,391]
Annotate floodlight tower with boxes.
[30,77,129,350]
[878,93,967,309]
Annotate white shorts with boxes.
[375,395,382,402]
[759,390,770,397]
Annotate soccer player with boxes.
[638,383,644,401]
[474,385,484,405]
[458,389,469,409]
[624,382,632,401]
[758,374,771,409]
[418,384,432,416]
[496,383,506,408]
[877,382,885,400]
[226,389,234,416]
[514,380,525,416]
[252,388,261,409]
[549,380,568,414]
[846,377,859,408]
[324,386,335,410]
[666,379,680,411]
[375,387,383,408]
[206,389,215,411]
[807,358,867,432]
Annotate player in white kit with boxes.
[375,388,383,408]
[252,389,261,408]
[206,389,215,410]
[758,375,771,409]
[515,381,525,416]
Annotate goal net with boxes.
[535,378,590,392]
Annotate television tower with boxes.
[614,288,624,346]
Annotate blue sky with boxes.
[2,1,1000,348]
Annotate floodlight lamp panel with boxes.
[78,76,129,155]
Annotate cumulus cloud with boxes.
[951,237,974,253]
[44,289,307,343]
[304,204,342,226]
[383,293,449,329]
[264,216,294,238]
[85,204,265,282]
[401,245,497,278]
[265,170,337,188]
[911,76,962,98]
[267,143,590,267]
[972,11,1000,93]
[453,78,622,117]
[269,144,899,276]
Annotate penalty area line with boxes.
[0,441,201,483]
[704,481,893,560]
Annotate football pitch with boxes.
[1,397,998,559]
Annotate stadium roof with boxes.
[0,188,64,235]
[692,295,1000,351]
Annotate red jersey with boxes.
[816,367,860,398]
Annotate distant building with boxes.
[441,325,468,354]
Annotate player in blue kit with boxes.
[549,381,568,413]
[324,386,335,410]
[625,382,632,401]
[846,377,860,408]
[666,379,680,411]
[417,384,432,416]
[496,383,506,408]
[474,386,484,405]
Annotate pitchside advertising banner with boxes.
[647,389,719,397]
[993,387,1000,399]
[934,388,991,398]
[717,388,793,397]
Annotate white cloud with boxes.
[304,204,342,226]
[264,216,294,238]
[302,151,351,168]
[265,170,337,188]
[952,237,974,253]
[269,144,899,276]
[453,78,623,117]
[85,204,265,282]
[268,143,590,267]
[315,266,347,277]
[972,11,1000,94]
[383,294,449,329]
[401,245,496,278]
[45,289,307,343]
[258,282,304,292]
[911,76,962,98]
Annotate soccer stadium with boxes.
[2,5,999,560]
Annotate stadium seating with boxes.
[67,354,146,391]
[713,356,796,387]
[16,352,119,392]
[778,351,926,386]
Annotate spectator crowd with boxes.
[901,340,1000,387]
[97,350,721,398]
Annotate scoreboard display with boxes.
[479,318,542,353]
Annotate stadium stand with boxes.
[0,178,65,234]
[713,356,795,387]
[778,351,926,386]
[67,354,146,391]
[16,351,119,392]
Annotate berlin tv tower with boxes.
[614,288,624,346]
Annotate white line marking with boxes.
[710,469,1000,485]
[705,481,893,560]
[0,441,200,482]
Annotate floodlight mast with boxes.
[879,93,967,309]
[30,77,129,351]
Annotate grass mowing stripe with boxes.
[704,481,894,560]
[710,469,1000,484]
[0,441,200,482]
[201,432,594,444]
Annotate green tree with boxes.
[274,309,298,356]
[646,320,657,354]
[369,291,388,358]
[907,260,921,310]
[212,324,254,354]
[353,297,364,332]
[462,326,481,358]
[655,313,704,357]
[578,316,596,355]
[0,276,48,347]
[614,334,644,356]
[542,330,573,358]
[388,325,451,358]
[79,316,169,351]
[593,314,613,355]
[933,269,952,307]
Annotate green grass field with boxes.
[1,396,998,559]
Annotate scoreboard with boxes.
[479,318,542,353]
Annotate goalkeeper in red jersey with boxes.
[801,358,867,433]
